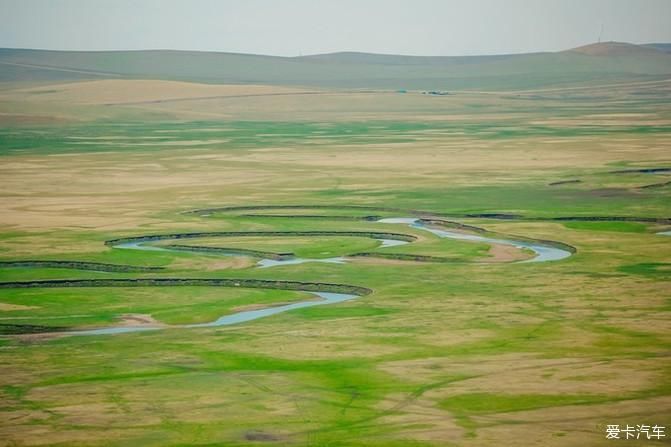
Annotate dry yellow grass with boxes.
[2,79,313,105]
[0,77,670,447]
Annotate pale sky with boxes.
[1,0,670,56]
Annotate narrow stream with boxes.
[377,217,573,263]
[116,219,573,266]
[116,238,410,268]
[66,292,357,336]
[64,217,573,336]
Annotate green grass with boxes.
[1,82,670,446]
[618,262,671,277]
[0,287,313,327]
[170,235,381,259]
[440,392,606,414]
[3,120,671,156]
[562,221,648,232]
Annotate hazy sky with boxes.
[1,0,670,56]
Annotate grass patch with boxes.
[440,392,606,414]
[618,262,671,277]
[562,221,648,233]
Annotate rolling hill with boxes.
[1,41,670,91]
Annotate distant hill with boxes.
[568,41,664,56]
[644,43,671,54]
[1,42,670,91]
[297,51,515,66]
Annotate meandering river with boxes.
[67,292,356,336]
[377,217,573,263]
[5,211,579,337]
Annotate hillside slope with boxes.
[1,42,670,91]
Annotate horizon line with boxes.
[1,40,666,59]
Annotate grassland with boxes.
[2,42,671,89]
[0,68,670,447]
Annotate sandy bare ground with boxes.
[10,313,163,343]
[0,303,37,311]
[116,313,163,327]
[484,243,532,262]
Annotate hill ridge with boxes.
[1,42,670,91]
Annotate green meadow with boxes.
[1,49,670,446]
